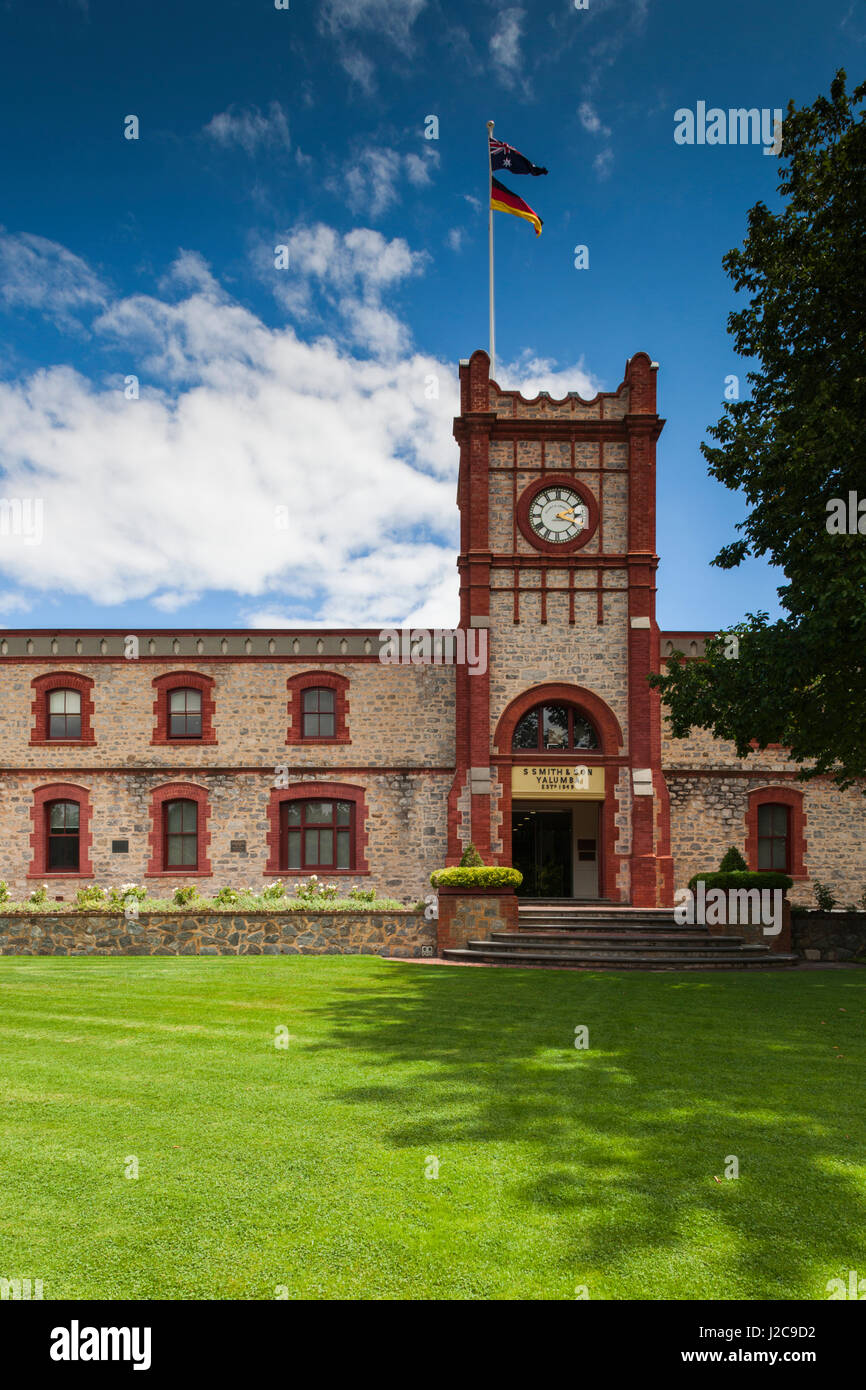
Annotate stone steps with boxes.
[444,942,799,970]
[442,904,798,971]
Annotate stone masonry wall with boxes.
[791,911,866,963]
[0,910,435,958]
[0,769,451,902]
[667,773,866,907]
[0,659,456,769]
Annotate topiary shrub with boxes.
[718,846,748,873]
[459,842,485,867]
[687,870,793,893]
[213,887,241,906]
[261,880,286,902]
[430,866,523,889]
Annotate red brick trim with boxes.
[30,672,95,746]
[515,474,599,555]
[286,671,351,746]
[746,785,807,879]
[265,781,370,875]
[146,781,212,876]
[151,672,217,746]
[28,782,94,878]
[493,683,623,756]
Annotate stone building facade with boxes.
[1,349,863,907]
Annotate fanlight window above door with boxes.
[512,704,600,752]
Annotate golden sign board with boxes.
[513,764,605,799]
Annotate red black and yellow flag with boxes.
[490,176,543,236]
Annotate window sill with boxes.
[29,739,96,747]
[144,870,213,878]
[264,868,370,877]
[286,736,352,746]
[150,737,218,747]
[26,870,91,879]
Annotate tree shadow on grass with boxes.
[307,962,866,1298]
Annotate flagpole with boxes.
[487,119,495,378]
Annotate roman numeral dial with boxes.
[527,486,589,543]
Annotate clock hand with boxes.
[555,510,575,520]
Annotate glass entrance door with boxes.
[512,809,573,898]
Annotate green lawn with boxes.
[1,957,864,1300]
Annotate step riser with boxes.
[443,950,798,971]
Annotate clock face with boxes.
[528,486,590,544]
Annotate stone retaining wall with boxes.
[0,910,434,958]
[435,887,518,953]
[791,911,866,963]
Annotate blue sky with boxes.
[0,0,863,631]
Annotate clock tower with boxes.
[449,349,674,908]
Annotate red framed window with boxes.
[28,783,94,878]
[152,672,216,745]
[48,689,82,739]
[46,800,80,871]
[266,782,369,875]
[512,703,600,752]
[757,803,789,871]
[281,798,353,871]
[286,672,350,745]
[302,688,335,739]
[164,799,198,868]
[746,787,806,879]
[30,673,95,745]
[146,782,212,876]
[168,688,202,739]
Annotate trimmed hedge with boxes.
[687,870,793,893]
[430,866,523,889]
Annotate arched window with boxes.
[757,803,789,871]
[164,799,198,869]
[168,688,202,739]
[47,689,81,739]
[281,799,353,871]
[512,703,600,753]
[46,800,80,871]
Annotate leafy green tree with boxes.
[650,72,866,790]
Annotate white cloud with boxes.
[0,235,602,628]
[593,149,614,179]
[489,7,525,85]
[0,231,108,331]
[338,147,437,219]
[319,0,428,49]
[259,224,427,357]
[203,102,291,156]
[447,228,464,253]
[318,0,429,87]
[578,101,611,137]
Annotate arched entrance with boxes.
[493,683,625,902]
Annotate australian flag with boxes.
[489,136,548,176]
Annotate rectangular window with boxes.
[165,800,198,868]
[48,689,81,739]
[47,800,80,870]
[168,688,203,738]
[302,688,336,738]
[757,803,789,871]
[281,799,353,870]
